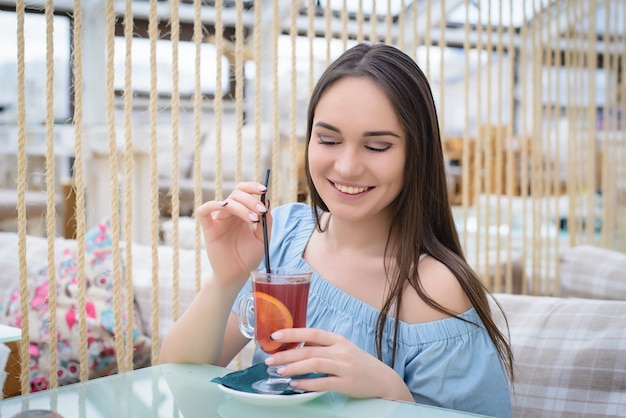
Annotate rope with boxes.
[232,0,246,371]
[424,0,431,78]
[461,0,470,255]
[122,0,135,373]
[308,0,316,93]
[397,0,405,50]
[505,0,516,294]
[493,0,504,294]
[473,1,483,284]
[44,0,59,389]
[341,0,348,50]
[617,2,626,252]
[148,0,161,365]
[192,0,203,293]
[214,0,224,201]
[385,0,392,45]
[600,0,612,248]
[105,0,125,372]
[69,0,89,383]
[356,0,364,43]
[541,5,552,293]
[519,0,529,293]
[551,3,563,296]
[289,0,299,202]
[585,0,598,244]
[411,0,418,60]
[483,0,494,292]
[170,0,182,324]
[530,0,541,294]
[15,0,30,395]
[438,0,445,139]
[271,0,280,204]
[235,0,244,185]
[370,0,377,44]
[324,0,331,66]
[254,0,262,191]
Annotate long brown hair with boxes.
[304,43,514,381]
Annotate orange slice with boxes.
[255,292,293,353]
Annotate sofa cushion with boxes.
[492,293,626,418]
[559,245,626,300]
[0,221,151,391]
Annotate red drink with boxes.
[252,277,310,354]
[238,269,312,394]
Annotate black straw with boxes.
[260,169,271,274]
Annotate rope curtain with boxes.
[6,0,626,396]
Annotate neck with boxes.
[321,211,393,256]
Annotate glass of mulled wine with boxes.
[238,269,312,394]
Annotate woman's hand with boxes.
[264,328,414,402]
[196,182,272,286]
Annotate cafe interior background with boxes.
[0,0,624,396]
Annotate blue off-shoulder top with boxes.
[234,203,512,418]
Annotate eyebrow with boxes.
[314,121,401,138]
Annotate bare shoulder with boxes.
[398,255,473,324]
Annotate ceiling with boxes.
[0,0,623,44]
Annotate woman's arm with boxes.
[159,181,270,365]
[159,279,249,365]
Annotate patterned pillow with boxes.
[0,221,151,392]
[492,293,626,418]
[559,245,626,300]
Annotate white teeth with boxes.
[335,183,368,194]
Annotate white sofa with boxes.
[0,231,207,347]
[1,231,625,417]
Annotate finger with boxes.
[277,357,343,381]
[270,328,338,347]
[289,375,341,394]
[196,200,230,227]
[224,189,269,221]
[267,345,329,368]
[233,181,269,196]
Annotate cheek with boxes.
[307,146,332,190]
[307,144,328,174]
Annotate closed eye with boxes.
[318,134,340,146]
[365,144,392,152]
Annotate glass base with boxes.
[251,364,306,395]
[251,377,296,395]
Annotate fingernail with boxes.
[264,357,275,366]
[270,331,282,340]
[219,201,228,207]
[256,203,267,213]
[276,366,286,376]
[248,212,259,222]
[257,184,267,192]
[289,380,299,388]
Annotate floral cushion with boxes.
[0,221,151,392]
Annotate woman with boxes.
[159,43,513,417]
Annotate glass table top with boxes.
[0,363,489,418]
[0,324,21,344]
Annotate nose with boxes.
[334,145,363,178]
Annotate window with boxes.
[113,37,231,97]
[0,10,71,124]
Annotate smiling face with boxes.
[308,76,406,224]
